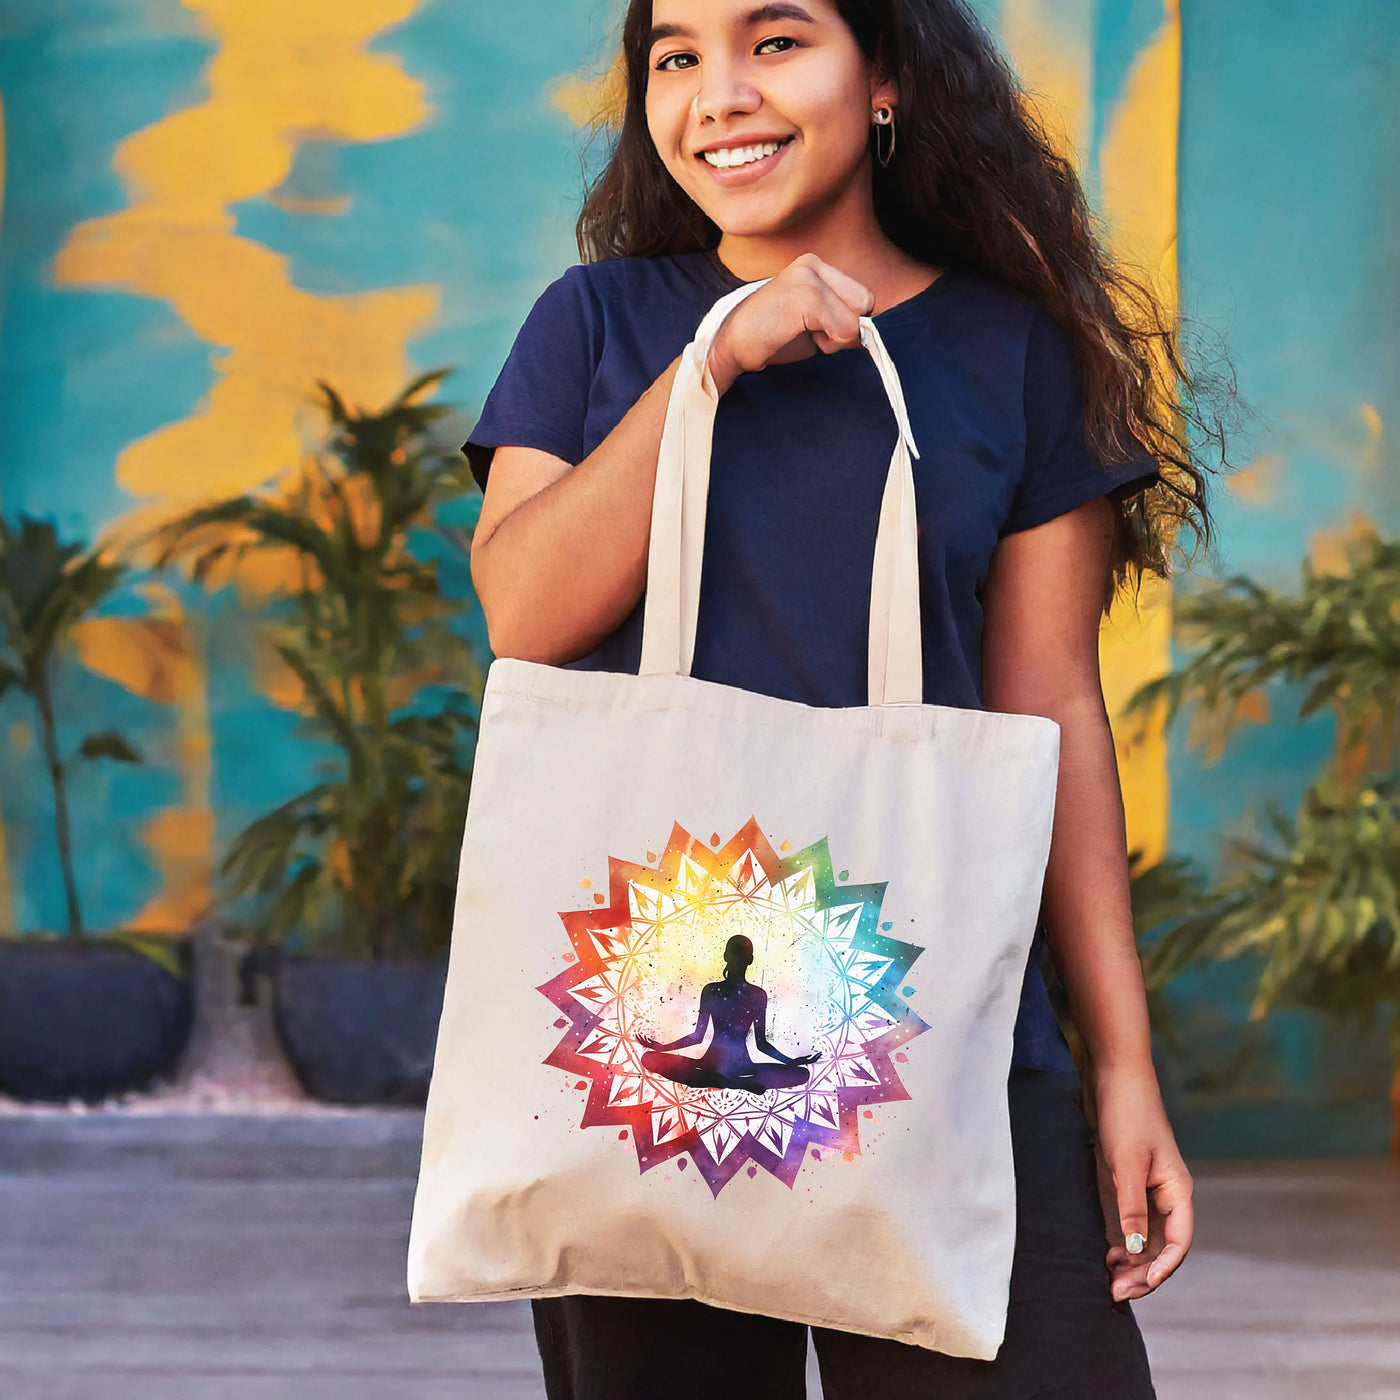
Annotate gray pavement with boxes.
[1,1114,1397,1400]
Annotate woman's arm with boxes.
[982,495,1193,1302]
[471,253,878,665]
[471,351,687,665]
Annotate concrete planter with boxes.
[269,955,448,1106]
[0,939,193,1102]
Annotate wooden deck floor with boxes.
[1,1115,1397,1399]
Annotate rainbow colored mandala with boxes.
[538,817,930,1197]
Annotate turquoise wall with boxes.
[1163,0,1400,1154]
[1,0,1396,1152]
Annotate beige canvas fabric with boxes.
[407,280,1061,1359]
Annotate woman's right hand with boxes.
[706,252,875,395]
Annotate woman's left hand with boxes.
[1090,1061,1195,1302]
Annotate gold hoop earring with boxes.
[873,106,895,167]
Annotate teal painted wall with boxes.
[1162,0,1400,1155]
[1,0,1396,1151]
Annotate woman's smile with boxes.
[696,134,797,186]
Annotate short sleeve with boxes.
[1001,306,1160,535]
[461,263,601,493]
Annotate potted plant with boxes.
[0,516,192,1101]
[1127,529,1400,1157]
[150,371,482,1105]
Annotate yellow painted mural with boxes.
[47,0,438,931]
[1001,0,1095,163]
[1005,0,1182,869]
[1096,1,1181,869]
[54,0,438,509]
[26,0,1181,929]
[72,585,215,932]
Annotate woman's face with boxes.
[644,0,894,239]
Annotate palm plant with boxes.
[0,516,143,938]
[146,370,483,960]
[1128,530,1400,1155]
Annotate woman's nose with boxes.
[691,68,763,126]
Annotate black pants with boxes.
[532,1069,1156,1400]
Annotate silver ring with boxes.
[1125,1232,1146,1255]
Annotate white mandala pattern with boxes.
[566,843,901,1162]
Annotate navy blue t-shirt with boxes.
[463,247,1158,1075]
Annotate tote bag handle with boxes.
[639,277,924,706]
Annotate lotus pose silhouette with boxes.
[635,935,821,1095]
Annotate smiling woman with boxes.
[650,2,821,187]
[450,0,1225,1396]
[580,0,1223,582]
[646,2,892,225]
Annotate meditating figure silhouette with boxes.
[636,934,821,1096]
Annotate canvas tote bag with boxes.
[408,278,1061,1359]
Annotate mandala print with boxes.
[538,817,930,1197]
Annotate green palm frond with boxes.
[1128,534,1400,767]
[0,516,126,687]
[1127,532,1400,1154]
[147,371,483,959]
[77,731,143,765]
[1141,780,1400,1027]
[0,515,148,938]
[145,495,351,590]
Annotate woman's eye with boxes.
[654,35,798,71]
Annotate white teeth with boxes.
[701,139,787,169]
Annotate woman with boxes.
[464,0,1221,1394]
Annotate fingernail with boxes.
[1125,1232,1146,1255]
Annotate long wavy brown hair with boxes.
[575,0,1233,602]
